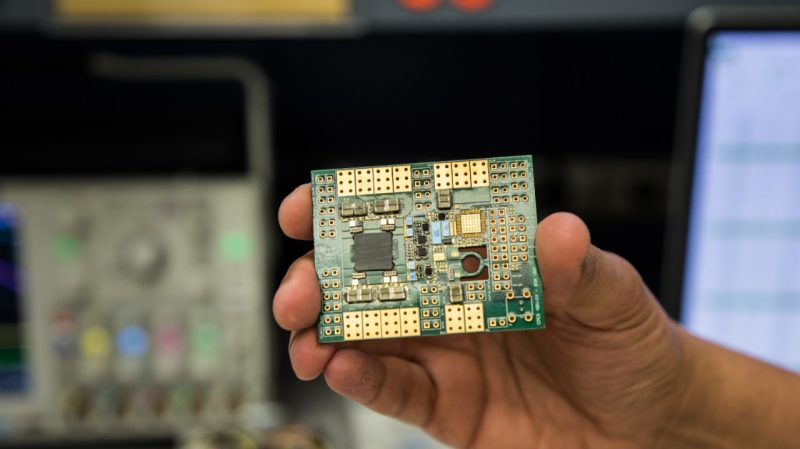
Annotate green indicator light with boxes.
[191,323,218,355]
[54,235,80,262]
[220,231,251,262]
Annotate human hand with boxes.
[274,183,800,449]
[274,183,690,449]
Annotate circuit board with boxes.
[312,156,545,343]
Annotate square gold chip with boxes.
[460,213,483,234]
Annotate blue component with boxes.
[408,261,416,270]
[405,217,413,226]
[406,226,414,237]
[116,325,149,357]
[408,273,417,281]
[442,221,451,238]
[431,221,442,244]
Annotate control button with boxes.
[189,319,219,381]
[399,0,442,11]
[166,384,194,416]
[60,387,91,420]
[54,234,81,263]
[52,310,78,358]
[93,385,119,417]
[117,230,168,284]
[154,324,184,381]
[80,326,111,359]
[451,0,494,12]
[155,324,183,355]
[191,386,208,415]
[227,387,244,413]
[53,310,76,332]
[219,231,251,262]
[129,386,162,417]
[116,325,149,358]
[191,322,219,355]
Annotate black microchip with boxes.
[422,222,430,232]
[353,232,394,272]
[442,237,452,244]
[417,248,428,257]
[424,266,433,276]
[417,235,427,244]
[438,213,446,220]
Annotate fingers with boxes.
[278,184,313,240]
[275,252,337,381]
[536,212,592,306]
[275,184,344,382]
[324,349,437,429]
[289,327,337,381]
[537,212,658,329]
[273,252,320,331]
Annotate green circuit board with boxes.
[312,156,545,343]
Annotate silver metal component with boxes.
[341,201,367,218]
[437,189,452,209]
[377,285,406,301]
[346,286,375,303]
[449,283,464,303]
[373,198,401,214]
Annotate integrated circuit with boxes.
[353,232,394,272]
[312,156,545,343]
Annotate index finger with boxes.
[279,184,313,240]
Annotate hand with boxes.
[274,184,687,449]
[274,184,800,449]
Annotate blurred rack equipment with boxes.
[0,55,275,442]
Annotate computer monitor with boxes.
[665,8,800,373]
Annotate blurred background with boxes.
[1,0,799,448]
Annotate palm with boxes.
[342,302,682,449]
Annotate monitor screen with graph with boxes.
[676,13,800,372]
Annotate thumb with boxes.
[536,212,659,330]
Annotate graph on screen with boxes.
[683,32,800,372]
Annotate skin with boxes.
[274,183,800,449]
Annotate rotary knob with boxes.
[117,230,168,284]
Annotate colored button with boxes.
[53,310,76,333]
[54,235,80,262]
[155,324,184,355]
[219,231,251,262]
[80,326,111,359]
[168,384,194,414]
[116,325,149,357]
[399,0,441,11]
[191,323,219,355]
[451,0,494,12]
